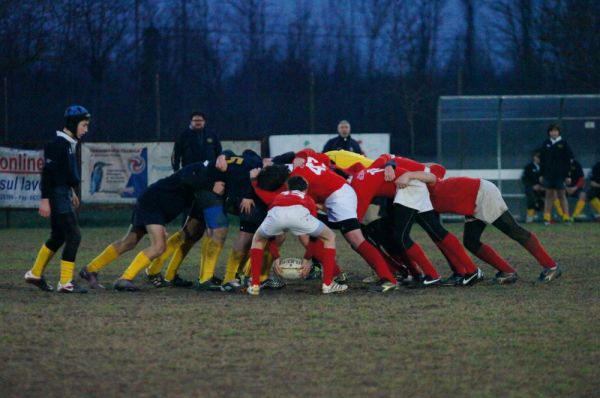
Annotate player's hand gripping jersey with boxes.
[350,167,405,222]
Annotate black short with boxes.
[543,177,565,190]
[49,186,74,214]
[131,203,168,228]
[588,187,600,200]
[226,197,267,233]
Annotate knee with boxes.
[463,235,480,254]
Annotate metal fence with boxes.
[436,95,600,218]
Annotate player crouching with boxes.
[247,176,347,295]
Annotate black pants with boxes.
[45,211,81,262]
[415,211,449,242]
[463,211,531,253]
[391,203,419,251]
[525,186,544,211]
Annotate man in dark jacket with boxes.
[538,123,574,224]
[171,112,222,172]
[322,120,363,154]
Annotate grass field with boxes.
[1,220,599,397]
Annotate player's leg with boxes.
[462,217,517,284]
[80,225,146,288]
[198,201,229,289]
[572,190,587,218]
[589,187,600,220]
[25,210,66,291]
[491,211,561,282]
[115,224,167,291]
[56,212,86,293]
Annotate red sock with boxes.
[434,242,465,275]
[268,239,280,260]
[356,241,397,283]
[475,244,515,273]
[405,243,440,279]
[524,234,556,269]
[321,248,336,285]
[438,234,477,274]
[250,248,263,286]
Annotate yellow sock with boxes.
[199,238,224,283]
[121,251,151,280]
[223,249,247,283]
[59,260,75,285]
[543,212,551,222]
[590,198,600,215]
[526,209,535,217]
[87,244,119,273]
[146,231,184,275]
[31,244,55,277]
[573,199,586,217]
[554,199,564,217]
[165,241,194,281]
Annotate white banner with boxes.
[82,140,262,204]
[268,133,390,158]
[0,146,44,208]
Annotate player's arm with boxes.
[395,170,437,189]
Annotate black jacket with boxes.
[40,132,80,199]
[521,161,542,187]
[171,128,222,171]
[538,138,574,180]
[322,135,363,154]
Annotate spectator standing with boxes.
[322,120,363,154]
[171,112,222,172]
[538,123,574,225]
[521,151,545,222]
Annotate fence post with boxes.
[3,76,7,142]
[436,99,442,163]
[496,96,504,193]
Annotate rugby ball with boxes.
[277,257,304,280]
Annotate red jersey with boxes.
[290,156,347,203]
[270,190,317,216]
[350,167,407,222]
[429,177,481,215]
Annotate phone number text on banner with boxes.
[0,146,44,208]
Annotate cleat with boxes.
[24,270,54,292]
[538,265,562,283]
[322,281,348,294]
[195,276,222,291]
[247,284,260,296]
[362,272,380,283]
[400,274,421,287]
[408,275,441,289]
[260,276,286,290]
[114,279,139,292]
[220,280,243,293]
[493,271,518,285]
[463,268,484,286]
[170,274,193,288]
[441,273,464,286]
[57,280,87,294]
[79,267,105,289]
[334,272,348,284]
[145,272,170,288]
[305,262,322,280]
[368,279,397,293]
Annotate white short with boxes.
[471,179,509,224]
[393,179,433,213]
[324,184,358,222]
[257,205,324,238]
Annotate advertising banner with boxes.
[268,133,390,158]
[0,146,44,208]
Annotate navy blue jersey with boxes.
[538,137,574,180]
[222,149,262,201]
[137,161,225,222]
